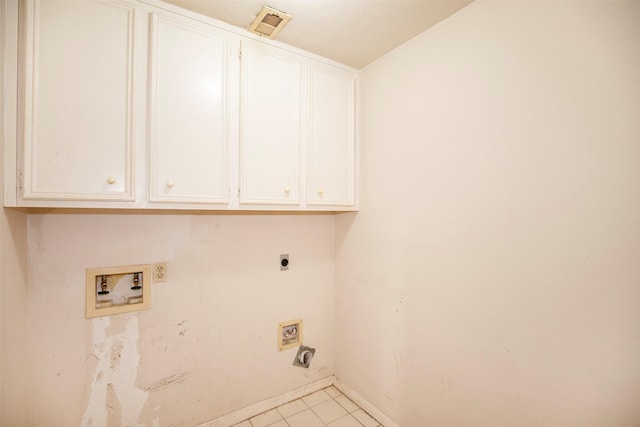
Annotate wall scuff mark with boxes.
[145,371,192,393]
[81,316,148,427]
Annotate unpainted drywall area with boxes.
[27,212,335,426]
[335,1,640,426]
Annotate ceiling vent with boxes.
[248,6,291,40]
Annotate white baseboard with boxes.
[333,378,400,427]
[200,376,334,427]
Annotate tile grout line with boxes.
[247,387,377,427]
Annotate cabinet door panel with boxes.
[240,43,300,205]
[148,13,229,204]
[23,0,135,200]
[307,65,355,206]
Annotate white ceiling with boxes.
[161,0,474,69]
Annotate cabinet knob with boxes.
[317,188,324,195]
[107,177,116,185]
[284,187,290,194]
[166,181,174,189]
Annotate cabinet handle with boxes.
[317,188,324,195]
[107,177,116,185]
[284,187,290,194]
[166,181,174,189]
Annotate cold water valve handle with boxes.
[97,275,110,295]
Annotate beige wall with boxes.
[335,1,640,426]
[0,209,28,427]
[26,212,335,426]
[1,0,30,425]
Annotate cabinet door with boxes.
[148,13,230,204]
[22,0,137,201]
[239,42,300,205]
[307,64,356,207]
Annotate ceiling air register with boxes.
[249,5,291,39]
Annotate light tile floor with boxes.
[232,387,382,427]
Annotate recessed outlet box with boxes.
[86,264,151,318]
[278,318,302,351]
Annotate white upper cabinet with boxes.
[307,63,356,207]
[239,42,301,206]
[148,12,233,205]
[5,0,358,211]
[21,0,141,201]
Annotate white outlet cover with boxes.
[153,262,167,282]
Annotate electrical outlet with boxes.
[153,262,167,282]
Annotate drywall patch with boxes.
[81,316,148,427]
